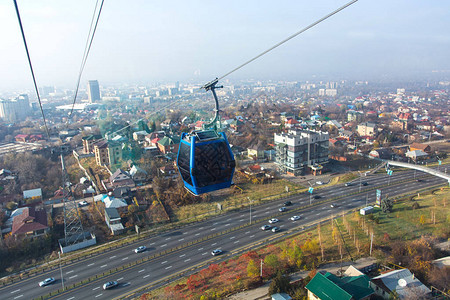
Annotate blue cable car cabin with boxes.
[177,130,235,195]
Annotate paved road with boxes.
[0,168,446,300]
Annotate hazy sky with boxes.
[1,0,450,91]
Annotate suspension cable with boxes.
[13,0,50,139]
[218,0,358,81]
[69,0,105,118]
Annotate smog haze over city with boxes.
[1,0,450,91]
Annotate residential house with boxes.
[326,120,343,130]
[11,207,49,238]
[129,165,148,183]
[405,150,428,162]
[305,271,373,300]
[82,135,103,153]
[285,117,299,128]
[370,269,431,299]
[93,140,122,167]
[409,142,431,154]
[157,136,180,155]
[109,168,135,188]
[104,207,124,235]
[347,110,364,122]
[274,129,329,176]
[339,130,356,141]
[369,148,392,159]
[159,165,177,179]
[247,145,265,160]
[271,293,292,300]
[103,196,128,209]
[132,130,148,143]
[357,122,377,137]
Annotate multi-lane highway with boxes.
[1,168,447,300]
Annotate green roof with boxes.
[306,272,373,300]
[157,136,180,146]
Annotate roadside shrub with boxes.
[412,202,420,210]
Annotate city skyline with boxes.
[1,0,450,91]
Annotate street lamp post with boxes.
[59,251,65,290]
[248,197,252,224]
[358,171,362,192]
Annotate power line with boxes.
[13,0,50,139]
[218,0,359,81]
[69,0,105,118]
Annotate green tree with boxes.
[264,254,280,276]
[268,271,291,295]
[247,259,259,278]
[381,198,393,213]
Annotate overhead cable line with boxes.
[218,0,358,81]
[69,0,105,118]
[13,0,50,139]
[90,0,359,143]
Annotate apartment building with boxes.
[93,140,122,167]
[274,129,329,176]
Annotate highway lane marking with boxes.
[180,254,186,257]
[150,242,156,245]
[195,233,201,236]
[184,258,191,262]
[178,238,185,241]
[213,222,219,225]
[67,297,75,300]
[249,235,255,238]
[183,232,188,234]
[161,261,168,264]
[234,240,240,244]
[280,225,285,228]
[138,269,145,273]
[211,243,217,246]
[143,274,150,279]
[88,263,95,267]
[93,287,100,290]
[239,219,245,222]
[117,277,124,281]
[224,223,231,227]
[110,255,116,259]
[161,244,167,247]
[264,211,270,214]
[202,252,208,255]
[122,257,128,260]
[199,227,204,230]
[100,264,107,268]
[239,214,245,217]
[95,294,103,298]
[165,237,171,240]
[13,295,23,299]
[230,236,235,240]
[210,228,216,231]
[165,266,172,270]
[11,289,20,293]
[68,275,78,279]
[66,270,74,274]
[245,231,250,234]
[265,207,270,210]
[316,213,320,215]
[198,247,204,251]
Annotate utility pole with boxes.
[260,259,263,277]
[370,232,374,256]
[248,197,252,224]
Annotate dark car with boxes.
[261,225,272,231]
[361,182,368,186]
[313,195,321,199]
[345,182,352,187]
[283,201,292,206]
[279,207,287,212]
[271,226,280,233]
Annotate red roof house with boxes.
[11,207,49,238]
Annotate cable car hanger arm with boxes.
[202,78,223,130]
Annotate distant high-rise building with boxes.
[87,80,101,103]
[0,94,30,122]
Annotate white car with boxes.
[103,281,118,290]
[316,181,324,185]
[211,249,223,256]
[78,200,89,207]
[134,246,146,253]
[279,207,287,212]
[290,215,301,221]
[271,226,280,233]
[39,277,55,287]
[268,218,279,224]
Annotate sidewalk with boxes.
[227,257,377,300]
